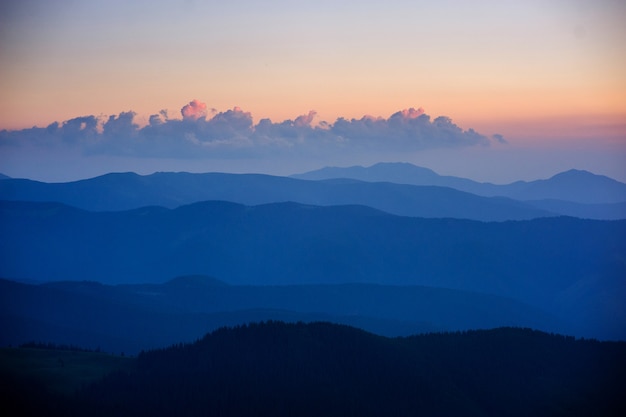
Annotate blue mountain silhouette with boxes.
[0,171,556,221]
[1,199,624,340]
[293,162,626,205]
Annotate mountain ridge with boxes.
[2,199,624,340]
[292,162,626,204]
[0,171,557,221]
[68,322,626,417]
[0,276,566,354]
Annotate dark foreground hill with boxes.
[8,322,624,417]
[0,277,561,355]
[1,200,625,340]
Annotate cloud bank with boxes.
[0,100,498,159]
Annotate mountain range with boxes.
[2,199,624,341]
[1,163,625,360]
[1,163,625,220]
[0,171,550,221]
[0,276,561,355]
[292,162,626,204]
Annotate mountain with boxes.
[0,173,10,180]
[1,199,624,340]
[0,277,562,355]
[507,169,626,204]
[293,162,626,205]
[0,171,554,221]
[525,199,626,220]
[292,162,445,184]
[22,322,623,417]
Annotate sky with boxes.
[0,0,625,183]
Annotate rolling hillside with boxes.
[1,200,624,340]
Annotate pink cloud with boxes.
[361,115,384,122]
[181,99,208,121]
[294,110,317,127]
[397,107,425,119]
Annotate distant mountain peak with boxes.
[368,162,439,174]
[292,162,440,184]
[370,161,433,169]
[292,163,626,205]
[549,169,610,181]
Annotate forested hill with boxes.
[70,322,626,417]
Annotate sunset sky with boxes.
[1,0,624,182]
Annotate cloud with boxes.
[0,102,496,159]
[181,99,208,121]
[209,106,253,134]
[294,110,317,127]
[149,109,169,126]
[104,111,138,136]
[330,109,489,151]
[393,107,425,120]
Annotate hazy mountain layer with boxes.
[1,200,624,340]
[525,199,626,220]
[0,277,563,354]
[293,162,626,205]
[0,171,555,221]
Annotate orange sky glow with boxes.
[0,0,624,182]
